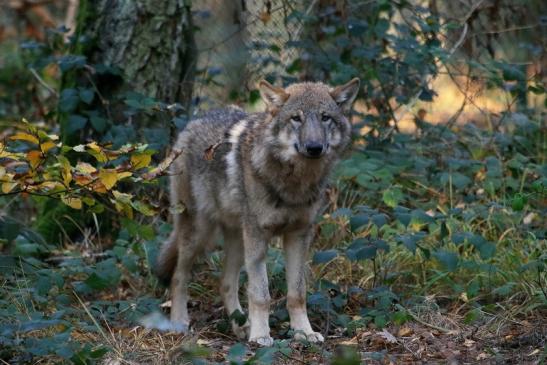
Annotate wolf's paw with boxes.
[169,321,189,334]
[232,323,250,340]
[249,336,274,347]
[293,331,324,343]
[139,312,188,334]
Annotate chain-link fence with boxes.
[192,0,312,106]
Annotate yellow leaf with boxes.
[87,142,108,163]
[0,166,5,179]
[131,153,152,169]
[57,156,72,185]
[131,200,156,216]
[10,132,39,145]
[40,141,57,153]
[117,171,132,180]
[2,181,18,194]
[61,195,82,209]
[75,162,97,174]
[37,181,64,192]
[26,181,64,193]
[73,174,94,186]
[27,150,43,169]
[112,190,133,203]
[99,169,118,190]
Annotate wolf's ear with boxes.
[258,80,289,110]
[330,78,360,113]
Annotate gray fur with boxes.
[156,79,359,345]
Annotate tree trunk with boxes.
[79,0,195,105]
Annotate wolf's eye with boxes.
[321,114,331,122]
[291,115,302,123]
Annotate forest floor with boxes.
[91,298,546,365]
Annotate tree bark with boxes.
[79,0,195,105]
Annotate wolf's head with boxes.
[259,78,359,161]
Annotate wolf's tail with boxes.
[154,233,178,286]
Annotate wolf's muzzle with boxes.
[304,142,325,158]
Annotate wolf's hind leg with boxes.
[170,214,212,333]
[220,228,249,339]
[283,230,324,343]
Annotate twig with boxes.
[63,0,79,41]
[395,304,455,334]
[29,68,58,97]
[45,252,109,263]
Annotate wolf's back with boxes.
[154,106,247,284]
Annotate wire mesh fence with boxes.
[192,0,311,106]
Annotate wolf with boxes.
[155,78,360,346]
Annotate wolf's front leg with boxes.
[243,225,273,346]
[283,229,324,343]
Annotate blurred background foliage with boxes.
[0,0,546,363]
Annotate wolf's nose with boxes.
[305,142,324,157]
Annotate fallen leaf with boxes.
[160,300,172,308]
[338,337,358,346]
[378,329,397,343]
[398,326,413,337]
[204,142,222,161]
[523,212,536,225]
[464,338,475,347]
[527,349,540,356]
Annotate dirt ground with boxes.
[98,307,546,365]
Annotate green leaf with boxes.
[382,187,403,208]
[227,343,246,363]
[84,273,111,290]
[90,116,108,132]
[355,246,377,260]
[371,214,387,227]
[398,233,425,254]
[229,310,247,326]
[79,88,95,104]
[59,88,79,113]
[492,282,516,296]
[511,193,526,211]
[349,214,369,232]
[313,250,338,264]
[433,250,458,271]
[67,114,87,134]
[464,308,482,324]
